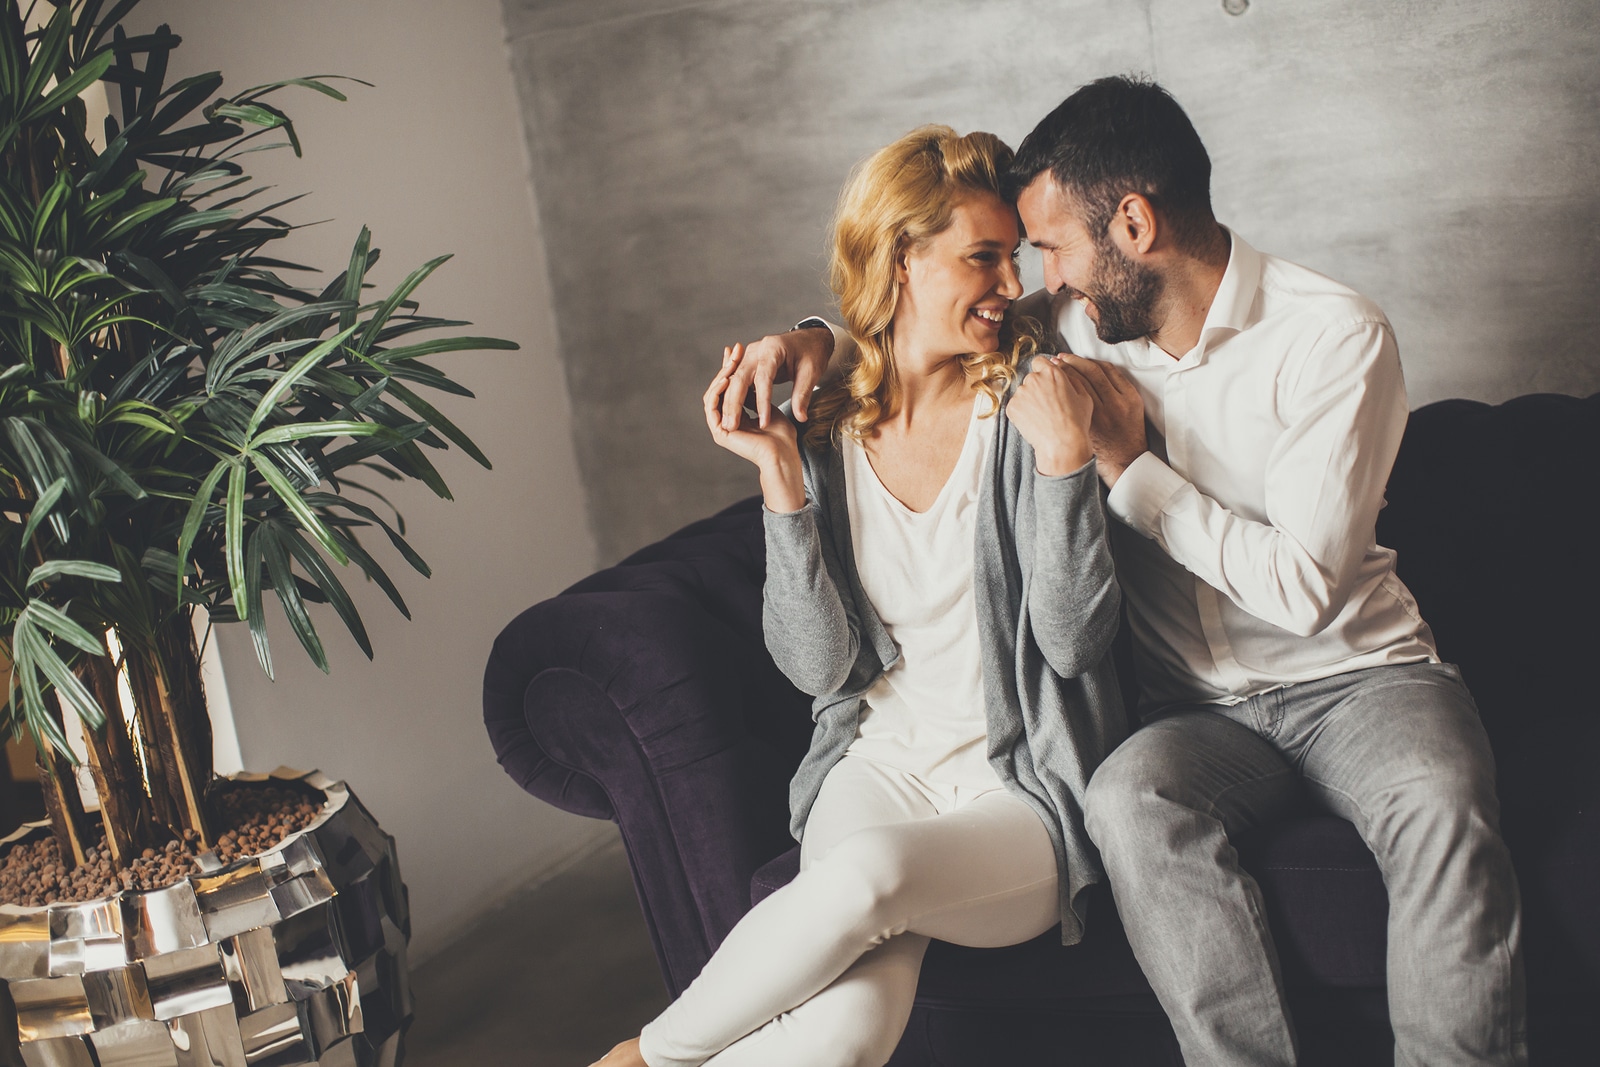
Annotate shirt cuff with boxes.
[1033,455,1096,485]
[1105,451,1186,538]
[762,499,817,523]
[762,501,822,574]
[795,315,852,362]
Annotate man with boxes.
[726,76,1525,1066]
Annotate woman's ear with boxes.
[894,238,912,285]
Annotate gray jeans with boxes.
[1084,662,1526,1066]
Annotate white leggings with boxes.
[638,755,1060,1067]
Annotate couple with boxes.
[597,76,1524,1067]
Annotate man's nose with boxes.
[1042,255,1064,295]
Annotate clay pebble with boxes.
[0,783,324,907]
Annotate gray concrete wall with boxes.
[130,1,607,964]
[504,0,1600,563]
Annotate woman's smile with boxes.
[894,192,1025,363]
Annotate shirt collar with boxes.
[1198,227,1262,346]
[1047,227,1263,365]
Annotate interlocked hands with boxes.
[1010,354,1147,485]
[1048,354,1148,487]
[712,325,833,430]
[703,342,806,513]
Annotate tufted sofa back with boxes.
[1376,394,1600,817]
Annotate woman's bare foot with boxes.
[589,1037,647,1067]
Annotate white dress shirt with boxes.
[1046,230,1438,710]
[812,230,1437,712]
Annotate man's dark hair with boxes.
[1009,75,1217,250]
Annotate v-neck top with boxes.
[840,398,1002,790]
[759,363,1128,945]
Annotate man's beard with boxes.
[1080,237,1163,345]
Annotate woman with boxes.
[595,126,1126,1067]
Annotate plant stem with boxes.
[121,616,213,848]
[76,652,154,865]
[34,697,91,869]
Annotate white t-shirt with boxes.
[841,398,1003,790]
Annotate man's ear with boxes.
[1114,193,1159,256]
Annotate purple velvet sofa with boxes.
[484,393,1599,1066]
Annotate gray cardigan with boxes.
[762,377,1127,945]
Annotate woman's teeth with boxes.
[972,308,1003,324]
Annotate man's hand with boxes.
[1007,356,1094,477]
[1055,354,1147,487]
[719,325,834,429]
[705,344,806,512]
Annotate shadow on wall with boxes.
[501,0,1600,562]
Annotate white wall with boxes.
[129,0,607,963]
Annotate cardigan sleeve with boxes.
[1028,459,1122,679]
[762,464,861,697]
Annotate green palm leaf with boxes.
[0,3,511,848]
[259,521,325,670]
[21,50,114,123]
[247,449,346,564]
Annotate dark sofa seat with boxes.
[484,393,1599,1066]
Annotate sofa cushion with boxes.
[749,846,798,904]
[1239,815,1389,987]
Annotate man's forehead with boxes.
[1018,177,1088,243]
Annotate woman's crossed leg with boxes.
[623,755,1060,1067]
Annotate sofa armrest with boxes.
[483,585,805,996]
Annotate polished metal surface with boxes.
[0,772,411,1067]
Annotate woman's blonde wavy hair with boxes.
[807,125,1038,447]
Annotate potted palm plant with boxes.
[0,1,511,1061]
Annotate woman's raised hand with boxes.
[705,343,800,465]
[1006,355,1095,477]
[705,344,808,512]
[1051,353,1148,488]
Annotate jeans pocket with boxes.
[1259,687,1287,739]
